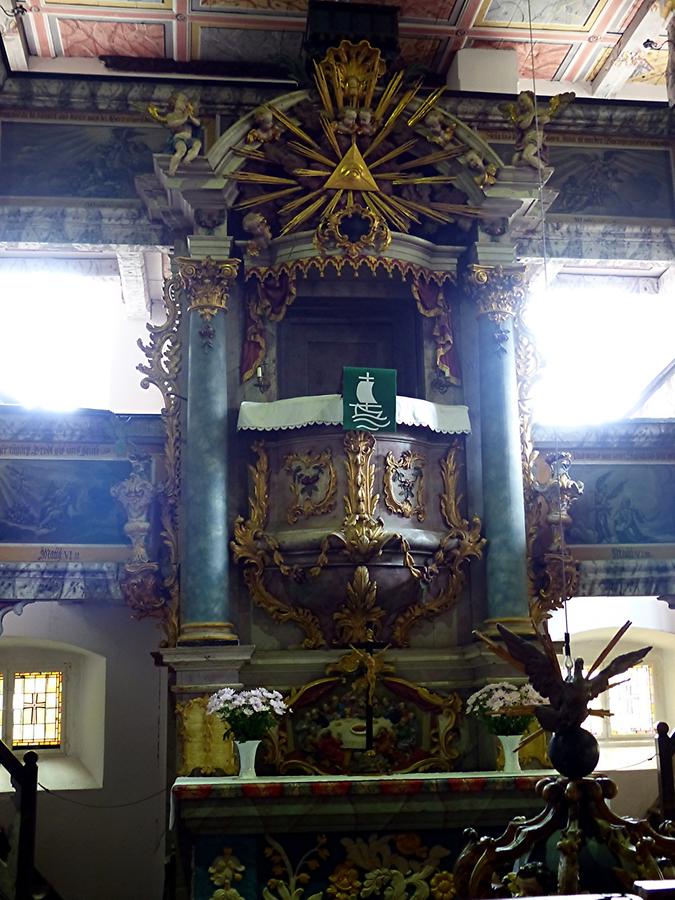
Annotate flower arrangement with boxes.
[465,682,543,736]
[207,687,288,742]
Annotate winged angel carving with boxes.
[477,622,651,734]
[498,90,575,172]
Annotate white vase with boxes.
[497,734,522,773]
[235,740,261,778]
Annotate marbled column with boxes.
[466,265,530,625]
[178,256,240,644]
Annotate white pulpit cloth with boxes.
[237,394,471,435]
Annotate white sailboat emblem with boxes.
[350,371,391,431]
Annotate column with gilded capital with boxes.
[466,265,530,626]
[178,255,240,644]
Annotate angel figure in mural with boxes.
[499,90,575,172]
[147,93,202,176]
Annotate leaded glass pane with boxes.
[12,671,63,748]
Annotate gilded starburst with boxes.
[229,40,487,247]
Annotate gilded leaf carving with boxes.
[333,566,385,644]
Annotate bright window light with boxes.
[526,280,675,426]
[0,271,120,412]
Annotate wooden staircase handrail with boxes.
[656,721,675,822]
[0,739,37,900]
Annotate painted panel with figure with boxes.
[0,458,133,544]
[547,146,674,219]
[568,463,675,545]
[0,120,166,198]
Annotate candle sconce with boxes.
[255,364,270,394]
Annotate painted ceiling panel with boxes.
[469,38,572,78]
[195,24,303,61]
[193,0,308,12]
[58,19,166,56]
[477,0,607,30]
[1,0,669,102]
[398,35,441,66]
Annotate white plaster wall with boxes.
[108,301,164,415]
[0,602,167,900]
[549,595,675,818]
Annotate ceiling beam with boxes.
[592,0,666,98]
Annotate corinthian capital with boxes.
[177,256,240,320]
[465,264,527,323]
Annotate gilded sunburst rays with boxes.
[231,42,486,238]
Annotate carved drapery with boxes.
[231,434,484,649]
[239,259,461,385]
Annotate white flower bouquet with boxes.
[207,687,288,742]
[466,682,543,736]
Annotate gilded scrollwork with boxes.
[315,204,391,256]
[392,442,485,646]
[234,433,483,649]
[231,442,326,649]
[177,256,239,321]
[283,448,337,525]
[333,566,385,645]
[535,452,583,618]
[137,272,182,645]
[383,449,426,521]
[119,562,164,620]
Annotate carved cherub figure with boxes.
[488,622,650,733]
[335,107,359,135]
[357,108,376,137]
[147,92,202,176]
[246,106,281,144]
[242,211,272,256]
[423,110,455,148]
[499,90,575,172]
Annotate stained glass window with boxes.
[12,671,63,748]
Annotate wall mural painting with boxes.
[547,146,674,219]
[0,121,166,198]
[568,463,675,546]
[0,458,132,544]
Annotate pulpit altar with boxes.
[142,31,565,900]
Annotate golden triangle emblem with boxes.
[324,142,380,192]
